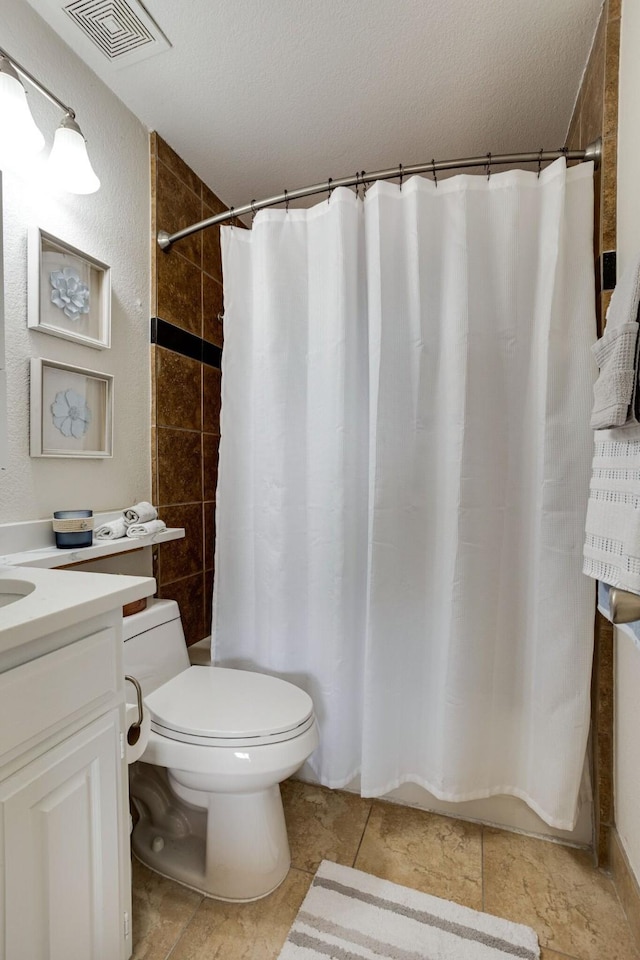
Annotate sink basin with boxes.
[0,579,36,608]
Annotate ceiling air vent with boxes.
[29,0,171,68]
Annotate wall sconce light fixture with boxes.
[0,47,100,194]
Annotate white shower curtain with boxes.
[213,158,597,830]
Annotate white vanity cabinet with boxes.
[0,710,124,959]
[0,567,155,960]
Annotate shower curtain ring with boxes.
[431,158,438,187]
[251,199,257,222]
[485,153,492,180]
[354,171,360,201]
[284,189,289,213]
[229,206,235,227]
[398,163,403,191]
[361,171,368,196]
[537,148,544,178]
[327,177,333,203]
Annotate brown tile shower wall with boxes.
[150,132,226,646]
[566,0,620,867]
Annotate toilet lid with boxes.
[144,666,314,746]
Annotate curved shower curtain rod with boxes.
[157,138,602,251]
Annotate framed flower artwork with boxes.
[28,228,111,349]
[30,358,113,458]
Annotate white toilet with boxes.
[122,599,319,901]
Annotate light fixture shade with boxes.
[0,57,45,168]
[48,114,100,194]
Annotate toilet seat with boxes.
[145,666,315,747]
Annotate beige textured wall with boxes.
[0,0,151,523]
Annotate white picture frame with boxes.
[28,227,111,349]
[30,358,113,458]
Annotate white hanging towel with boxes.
[589,253,640,429]
[583,425,640,591]
[584,253,640,593]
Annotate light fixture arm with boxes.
[0,46,75,119]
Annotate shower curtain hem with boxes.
[306,765,362,793]
[358,774,579,832]
[305,767,580,831]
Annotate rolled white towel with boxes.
[94,518,127,540]
[126,519,167,540]
[123,501,158,525]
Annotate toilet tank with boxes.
[122,599,190,696]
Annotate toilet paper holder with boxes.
[125,675,144,746]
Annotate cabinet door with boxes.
[0,711,125,960]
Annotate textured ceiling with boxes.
[27,0,602,208]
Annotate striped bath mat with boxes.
[278,860,539,959]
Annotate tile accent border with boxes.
[610,827,640,950]
[151,317,222,369]
[601,250,617,291]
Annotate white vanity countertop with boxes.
[0,565,156,654]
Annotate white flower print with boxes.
[50,268,90,320]
[51,389,92,439]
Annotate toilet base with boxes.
[130,764,291,901]
[131,848,289,903]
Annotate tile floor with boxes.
[131,779,639,960]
